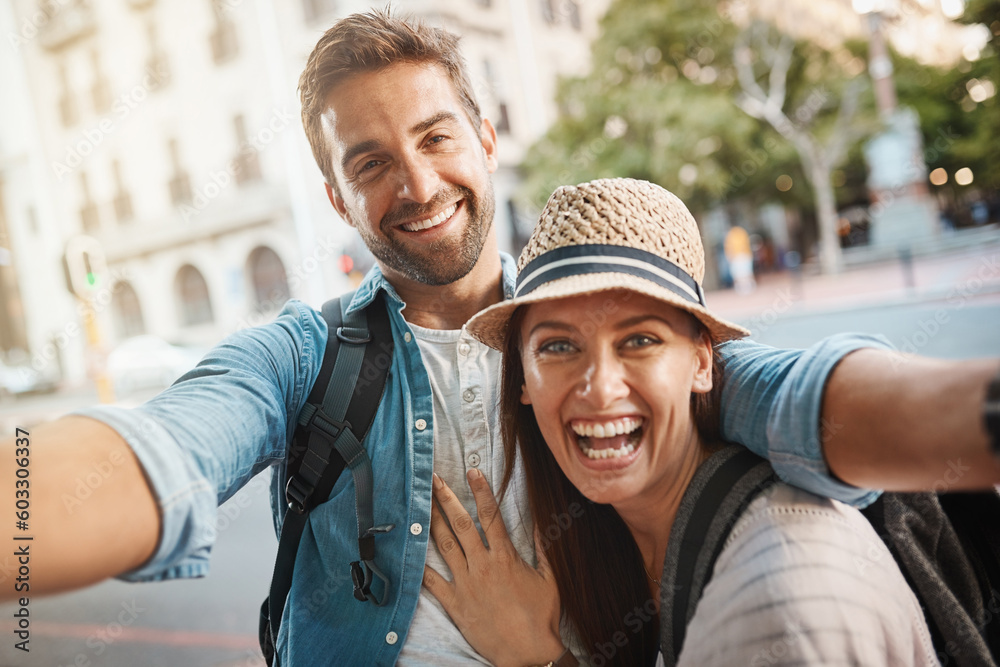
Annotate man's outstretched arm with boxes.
[1,416,159,599]
[822,349,1000,491]
[718,334,1000,505]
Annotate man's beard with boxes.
[358,182,495,286]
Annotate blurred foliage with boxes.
[519,0,998,216]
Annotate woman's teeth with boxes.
[571,417,642,439]
[582,443,635,460]
[401,203,457,231]
[570,418,643,460]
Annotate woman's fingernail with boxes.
[432,472,443,489]
[467,468,483,481]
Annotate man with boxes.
[3,10,999,666]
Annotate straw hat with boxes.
[466,178,750,350]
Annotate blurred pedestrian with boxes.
[724,223,756,293]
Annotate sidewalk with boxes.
[707,238,1000,324]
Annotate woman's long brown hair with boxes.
[499,306,725,666]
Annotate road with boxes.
[0,293,997,666]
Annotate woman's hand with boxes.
[422,469,567,667]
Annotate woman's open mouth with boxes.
[570,417,644,460]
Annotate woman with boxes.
[421,178,939,666]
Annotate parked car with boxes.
[0,359,59,400]
[107,335,207,397]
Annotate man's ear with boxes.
[520,383,532,406]
[479,117,499,174]
[691,330,714,394]
[325,182,355,228]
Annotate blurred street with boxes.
[0,233,998,666]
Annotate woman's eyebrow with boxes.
[527,321,575,337]
[613,314,673,330]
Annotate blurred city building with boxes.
[0,0,606,389]
[743,0,984,66]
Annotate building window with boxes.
[79,172,100,233]
[566,0,581,30]
[90,50,112,114]
[112,281,145,338]
[58,62,77,127]
[167,139,192,206]
[210,0,239,63]
[146,22,170,90]
[540,0,555,24]
[111,160,134,223]
[233,115,261,185]
[247,246,290,312]
[175,264,214,326]
[496,102,511,134]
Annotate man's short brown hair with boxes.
[298,10,483,194]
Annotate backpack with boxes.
[257,292,395,666]
[660,445,1000,667]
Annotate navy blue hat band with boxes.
[514,244,705,307]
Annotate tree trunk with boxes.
[809,164,844,274]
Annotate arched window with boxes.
[112,281,145,338]
[247,246,290,312]
[175,264,214,326]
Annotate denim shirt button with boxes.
[404,332,412,343]
[415,418,427,431]
[409,522,422,535]
[386,631,398,645]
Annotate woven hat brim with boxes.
[466,272,750,351]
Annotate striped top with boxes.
[674,483,940,666]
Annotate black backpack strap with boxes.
[258,291,394,665]
[659,445,778,666]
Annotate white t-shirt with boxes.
[397,322,537,665]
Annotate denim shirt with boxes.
[75,253,888,666]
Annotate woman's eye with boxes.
[624,334,659,349]
[538,339,576,354]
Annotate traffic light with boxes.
[63,235,108,298]
[338,254,354,273]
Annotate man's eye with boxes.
[427,135,446,145]
[359,159,381,172]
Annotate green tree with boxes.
[520,0,793,215]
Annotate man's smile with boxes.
[399,201,459,232]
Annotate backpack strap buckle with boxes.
[284,408,353,514]
[350,554,391,606]
[284,476,312,515]
[337,326,371,344]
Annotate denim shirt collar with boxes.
[347,252,518,314]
